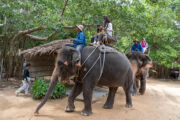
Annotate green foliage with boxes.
[31,77,66,99]
[0,0,179,68]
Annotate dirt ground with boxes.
[0,78,180,120]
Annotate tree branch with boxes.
[63,24,93,30]
[9,26,43,55]
[63,26,76,30]
[59,0,69,21]
[25,31,58,41]
[11,26,43,43]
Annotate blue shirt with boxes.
[131,43,143,52]
[73,32,86,47]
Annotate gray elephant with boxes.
[126,52,153,95]
[35,46,133,116]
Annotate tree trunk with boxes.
[0,59,3,81]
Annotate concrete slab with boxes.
[66,86,108,102]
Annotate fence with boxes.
[150,62,180,79]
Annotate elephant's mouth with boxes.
[59,64,78,82]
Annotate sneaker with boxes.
[15,91,19,96]
[89,43,94,46]
[97,41,100,45]
[115,35,119,40]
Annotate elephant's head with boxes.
[35,46,80,114]
[138,53,153,73]
[126,52,153,74]
[56,46,81,80]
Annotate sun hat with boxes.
[76,24,84,31]
[133,39,139,42]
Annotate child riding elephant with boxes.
[91,24,105,44]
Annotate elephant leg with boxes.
[103,87,118,109]
[65,82,83,112]
[139,70,148,95]
[132,78,138,96]
[123,87,132,108]
[139,77,146,95]
[136,79,140,89]
[130,77,138,96]
[81,80,95,116]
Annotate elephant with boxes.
[35,46,134,116]
[126,52,153,95]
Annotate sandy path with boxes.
[0,78,180,120]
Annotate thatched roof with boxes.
[19,39,70,57]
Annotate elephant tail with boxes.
[35,78,58,114]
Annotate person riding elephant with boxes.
[140,38,149,54]
[35,45,134,116]
[91,24,105,45]
[131,39,143,53]
[104,16,113,37]
[65,24,86,67]
[96,16,117,45]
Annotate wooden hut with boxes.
[19,39,69,79]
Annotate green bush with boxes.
[31,77,66,99]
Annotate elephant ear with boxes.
[72,49,80,64]
[139,54,151,68]
[67,47,80,64]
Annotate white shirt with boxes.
[105,23,113,36]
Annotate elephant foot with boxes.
[34,111,39,116]
[65,105,75,112]
[125,103,132,108]
[139,89,145,95]
[132,91,139,96]
[103,104,113,109]
[130,89,139,96]
[81,109,92,116]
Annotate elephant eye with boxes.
[57,60,63,66]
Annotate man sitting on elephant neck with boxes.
[65,24,86,67]
[131,39,143,53]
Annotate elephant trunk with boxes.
[35,66,60,114]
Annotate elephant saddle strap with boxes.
[81,46,106,82]
[98,45,119,54]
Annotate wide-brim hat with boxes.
[76,24,84,31]
[133,39,139,42]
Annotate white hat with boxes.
[76,24,84,31]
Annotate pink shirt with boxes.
[141,42,145,48]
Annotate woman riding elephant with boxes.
[140,38,149,54]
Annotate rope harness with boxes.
[80,45,106,82]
